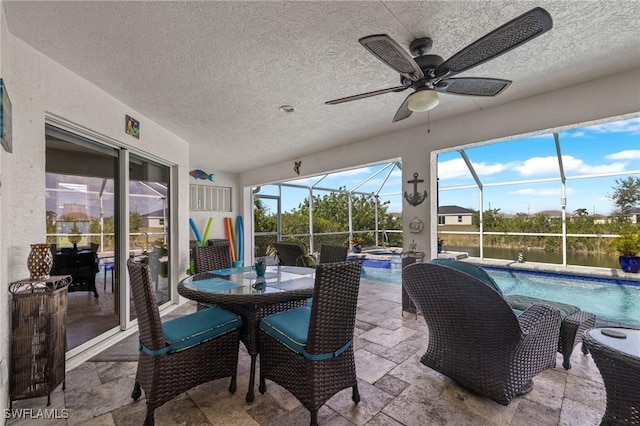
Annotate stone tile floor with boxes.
[8,278,607,425]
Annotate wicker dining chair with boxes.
[258,261,362,426]
[126,260,242,425]
[272,241,316,267]
[192,241,232,273]
[403,262,561,405]
[318,244,349,264]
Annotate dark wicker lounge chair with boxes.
[258,261,362,425]
[430,259,596,369]
[403,262,561,405]
[318,244,349,264]
[192,240,232,273]
[505,294,595,369]
[272,241,316,267]
[127,260,242,425]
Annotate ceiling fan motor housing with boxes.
[409,37,433,56]
[401,54,445,87]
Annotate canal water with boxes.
[447,246,621,269]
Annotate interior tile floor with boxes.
[9,278,611,425]
[66,269,170,350]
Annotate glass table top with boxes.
[588,328,640,359]
[180,265,315,296]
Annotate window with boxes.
[458,216,463,223]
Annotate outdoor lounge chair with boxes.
[430,259,596,369]
[127,260,242,425]
[403,262,561,405]
[272,241,316,267]
[318,244,349,264]
[258,261,361,425]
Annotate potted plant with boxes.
[349,237,364,253]
[609,227,640,273]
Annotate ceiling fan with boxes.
[325,7,552,122]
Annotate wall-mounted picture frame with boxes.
[0,78,13,153]
[125,114,140,139]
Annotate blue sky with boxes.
[259,117,639,216]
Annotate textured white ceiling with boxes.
[4,1,640,172]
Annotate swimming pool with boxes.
[360,264,640,326]
[486,267,640,327]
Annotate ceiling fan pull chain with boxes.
[427,110,431,134]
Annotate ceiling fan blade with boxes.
[359,35,424,81]
[393,94,412,122]
[435,77,512,96]
[325,86,407,105]
[435,7,552,78]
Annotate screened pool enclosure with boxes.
[255,116,639,269]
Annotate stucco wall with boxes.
[187,169,241,252]
[0,0,9,418]
[0,22,196,413]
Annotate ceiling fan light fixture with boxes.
[407,90,439,112]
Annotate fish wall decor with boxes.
[189,169,215,181]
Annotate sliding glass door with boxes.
[45,124,173,351]
[128,153,171,320]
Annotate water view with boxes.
[446,246,621,269]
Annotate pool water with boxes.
[487,268,640,327]
[360,264,640,326]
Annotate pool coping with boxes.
[461,256,640,283]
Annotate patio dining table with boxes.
[177,265,315,403]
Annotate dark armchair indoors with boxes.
[258,261,362,426]
[126,260,242,426]
[403,262,561,406]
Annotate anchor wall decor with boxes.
[404,172,428,206]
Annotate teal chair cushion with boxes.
[430,259,503,296]
[260,306,352,361]
[505,294,580,319]
[141,306,242,356]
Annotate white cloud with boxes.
[585,117,640,134]
[507,187,575,197]
[569,131,585,138]
[438,158,509,180]
[605,150,640,161]
[513,155,628,176]
[507,188,560,197]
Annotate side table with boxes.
[9,275,71,407]
[582,328,640,425]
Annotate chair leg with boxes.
[259,374,266,394]
[131,382,142,400]
[352,384,360,404]
[229,375,237,393]
[246,355,257,403]
[562,353,572,370]
[581,342,589,355]
[310,409,318,426]
[144,407,155,426]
